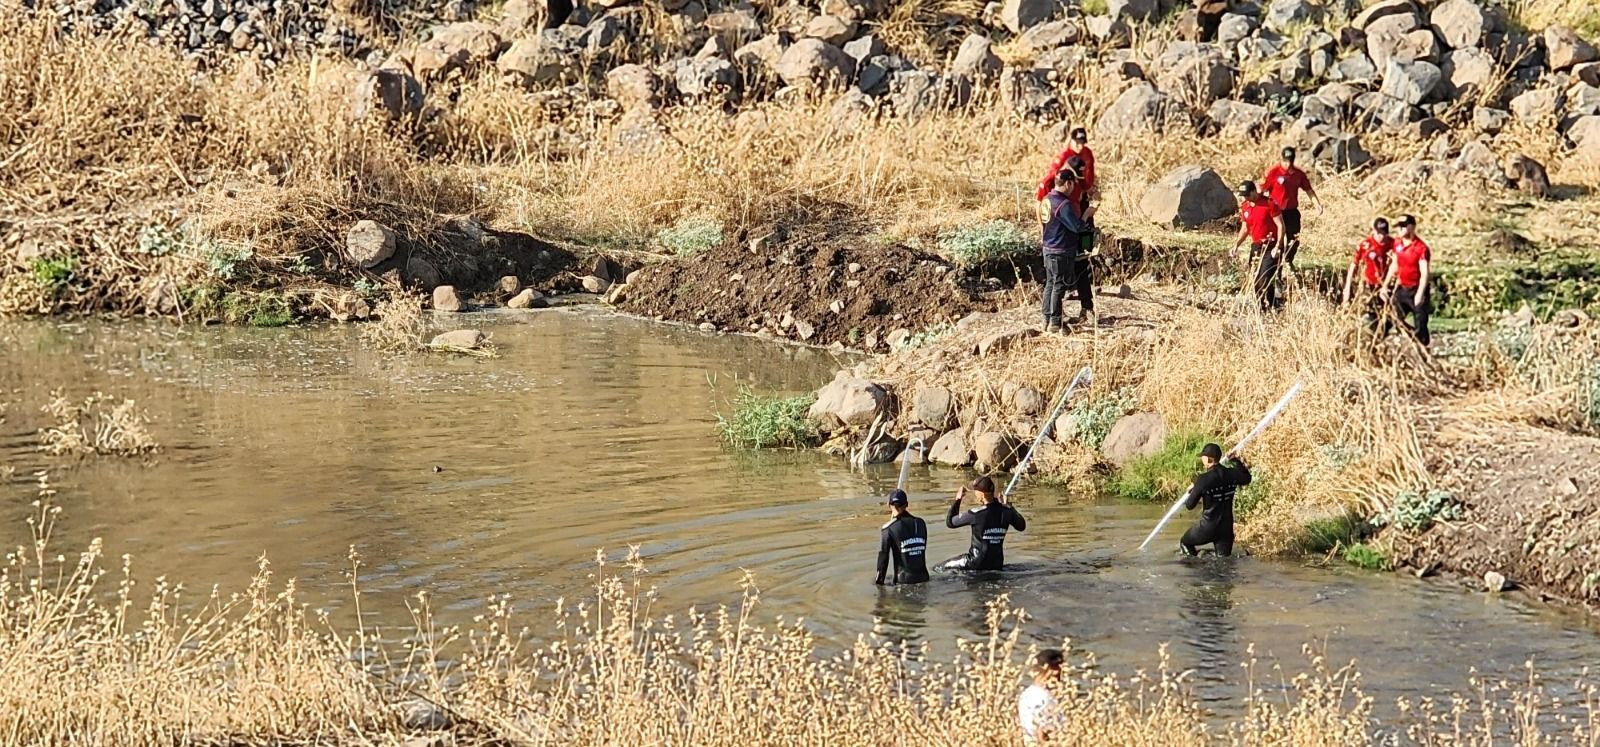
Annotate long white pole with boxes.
[1001,365,1093,501]
[896,435,926,491]
[1136,378,1305,551]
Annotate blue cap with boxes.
[887,489,908,506]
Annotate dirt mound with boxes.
[619,241,1001,350]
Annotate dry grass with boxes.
[362,293,427,353]
[38,389,158,457]
[5,472,1600,745]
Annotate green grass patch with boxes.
[715,389,819,449]
[1233,474,1272,519]
[658,216,724,258]
[1107,429,1210,502]
[1341,542,1389,571]
[1297,513,1366,555]
[937,220,1034,268]
[29,255,74,291]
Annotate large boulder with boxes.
[1455,140,1507,184]
[1510,87,1562,122]
[1429,0,1502,51]
[888,69,940,120]
[1546,26,1599,71]
[1019,20,1082,52]
[606,64,662,110]
[412,22,503,80]
[803,14,858,46]
[1208,98,1272,136]
[1395,28,1443,62]
[430,329,487,349]
[1101,412,1168,467]
[675,57,740,100]
[1107,0,1160,23]
[1443,47,1497,97]
[1365,13,1420,70]
[913,386,956,430]
[734,35,787,73]
[351,69,424,121]
[1504,153,1551,198]
[807,375,888,429]
[950,34,1002,83]
[1353,0,1420,30]
[973,432,1024,472]
[776,38,857,91]
[1570,115,1600,149]
[1379,59,1443,105]
[929,430,974,466]
[1094,83,1174,137]
[1001,0,1064,34]
[432,285,465,312]
[1154,43,1236,106]
[1265,0,1321,33]
[1012,386,1046,416]
[499,32,578,88]
[1140,165,1236,228]
[705,7,764,43]
[1218,13,1258,46]
[345,220,396,269]
[1332,52,1380,84]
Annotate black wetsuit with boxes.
[1180,460,1252,556]
[875,513,931,585]
[942,500,1026,571]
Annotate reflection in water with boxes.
[3,312,1600,720]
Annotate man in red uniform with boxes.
[1380,214,1432,347]
[1231,181,1287,312]
[1036,127,1095,213]
[1343,217,1395,330]
[1260,147,1321,269]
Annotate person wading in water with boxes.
[1179,443,1252,557]
[941,476,1027,571]
[874,489,930,586]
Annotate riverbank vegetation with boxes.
[715,388,819,449]
[2,482,1598,745]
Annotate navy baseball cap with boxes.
[1200,443,1223,460]
[887,489,909,506]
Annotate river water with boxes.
[2,309,1597,715]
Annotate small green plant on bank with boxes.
[1372,489,1462,532]
[1297,512,1366,555]
[29,255,74,292]
[715,389,818,449]
[658,216,724,257]
[352,277,381,298]
[897,322,953,351]
[1342,542,1389,570]
[231,293,293,327]
[1234,475,1272,518]
[937,220,1032,267]
[1062,389,1135,450]
[1107,429,1210,501]
[136,223,257,280]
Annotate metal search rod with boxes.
[896,435,927,491]
[1136,378,1305,551]
[1001,365,1093,501]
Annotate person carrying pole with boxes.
[1260,147,1321,271]
[1342,217,1395,332]
[1380,214,1433,348]
[1179,443,1252,557]
[1039,166,1097,333]
[940,476,1027,572]
[874,489,930,586]
[1231,181,1287,312]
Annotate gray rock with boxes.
[507,288,547,309]
[1155,43,1236,106]
[606,64,661,110]
[776,38,856,91]
[1316,131,1373,169]
[1473,106,1511,134]
[429,329,486,349]
[858,56,892,94]
[1001,0,1064,33]
[705,8,763,42]
[1510,87,1562,122]
[1365,12,1419,70]
[1217,13,1258,46]
[1395,28,1442,62]
[1001,67,1058,116]
[1012,386,1046,415]
[1086,14,1133,45]
[499,33,576,88]
[734,34,787,73]
[1568,82,1600,117]
[1483,570,1508,592]
[1455,139,1506,184]
[1265,0,1321,33]
[1018,19,1081,51]
[581,275,611,294]
[803,14,857,46]
[1569,115,1600,149]
[1443,46,1497,97]
[1503,153,1550,197]
[950,33,1002,82]
[1332,52,1379,83]
[1207,98,1272,136]
[1094,82,1174,136]
[1546,26,1599,71]
[1353,0,1419,30]
[888,69,940,119]
[345,220,396,269]
[1379,59,1443,105]
[395,698,453,731]
[412,21,502,80]
[1101,412,1167,467]
[675,57,739,100]
[351,69,424,121]
[1429,0,1502,51]
[808,375,888,429]
[1107,0,1159,23]
[928,430,974,466]
[407,256,442,290]
[1301,93,1344,124]
[973,432,1024,471]
[328,293,370,322]
[914,386,956,429]
[842,34,886,62]
[432,285,465,312]
[1357,91,1421,128]
[1140,165,1236,227]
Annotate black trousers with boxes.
[1042,252,1069,327]
[1395,285,1431,346]
[1281,209,1302,266]
[1253,242,1283,312]
[1181,520,1234,557]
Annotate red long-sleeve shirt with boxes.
[1034,146,1096,201]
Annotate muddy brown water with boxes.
[3,309,1599,719]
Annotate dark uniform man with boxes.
[1180,443,1252,557]
[874,489,930,586]
[941,476,1027,571]
[1039,166,1097,333]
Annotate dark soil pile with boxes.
[619,241,1003,350]
[1390,418,1600,615]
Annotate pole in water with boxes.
[1135,377,1305,551]
[896,435,926,491]
[1001,366,1092,501]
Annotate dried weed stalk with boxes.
[362,293,426,353]
[38,390,158,457]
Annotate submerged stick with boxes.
[1000,365,1093,501]
[896,435,927,491]
[1136,378,1305,552]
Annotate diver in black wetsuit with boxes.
[1179,443,1252,557]
[940,476,1027,571]
[875,489,931,586]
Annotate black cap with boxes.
[969,475,996,494]
[1282,147,1297,161]
[887,489,908,506]
[1374,217,1390,232]
[1200,443,1223,460]
[1395,214,1417,228]
[1071,126,1088,142]
[1237,180,1258,197]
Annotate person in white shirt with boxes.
[1018,648,1065,744]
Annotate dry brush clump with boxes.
[38,389,158,457]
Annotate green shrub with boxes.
[658,216,724,258]
[1062,389,1135,450]
[29,255,74,291]
[1297,513,1365,555]
[715,389,818,449]
[1080,0,1108,15]
[1107,429,1210,502]
[221,292,294,328]
[1342,543,1389,571]
[1372,489,1461,532]
[1233,475,1272,519]
[937,220,1033,268]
